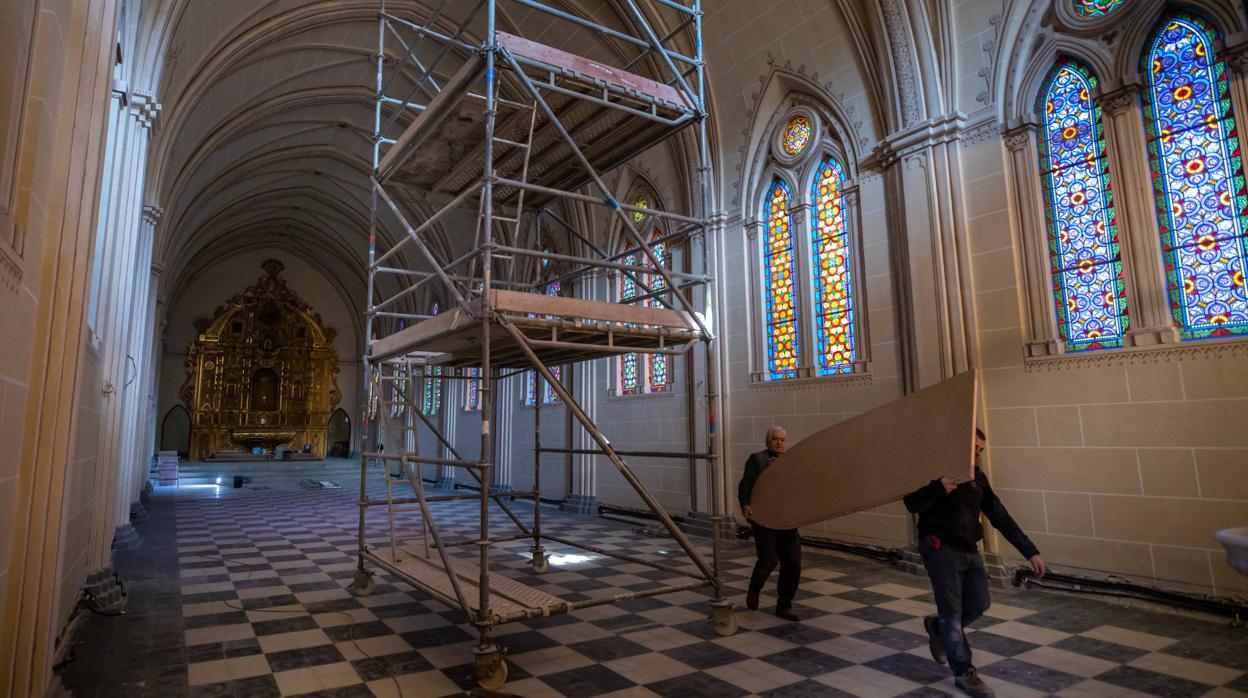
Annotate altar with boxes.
[180,260,342,460]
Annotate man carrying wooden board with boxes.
[903,428,1047,698]
[737,426,802,621]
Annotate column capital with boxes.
[1100,84,1142,116]
[744,220,763,241]
[1226,44,1248,75]
[142,203,164,225]
[128,92,162,129]
[151,261,166,277]
[1001,124,1035,152]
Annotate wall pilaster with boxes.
[1100,83,1181,347]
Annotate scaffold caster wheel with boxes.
[352,570,375,597]
[712,606,738,636]
[474,651,508,690]
[532,555,550,574]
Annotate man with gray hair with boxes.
[738,426,801,621]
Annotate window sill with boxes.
[749,364,871,390]
[606,388,677,402]
[1022,335,1248,371]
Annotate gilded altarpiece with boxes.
[181,260,342,459]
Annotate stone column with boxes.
[116,201,158,521]
[87,91,153,569]
[438,375,458,488]
[1003,123,1063,356]
[875,116,978,391]
[1099,82,1181,346]
[562,273,600,514]
[491,374,515,492]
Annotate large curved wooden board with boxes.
[750,371,978,530]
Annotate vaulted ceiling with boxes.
[137,0,700,336]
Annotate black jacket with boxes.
[737,449,777,506]
[903,467,1039,558]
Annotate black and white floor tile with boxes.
[58,483,1248,697]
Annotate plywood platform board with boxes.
[749,371,978,530]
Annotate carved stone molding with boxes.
[128,93,162,128]
[0,244,21,293]
[142,203,163,225]
[749,369,873,391]
[151,262,166,277]
[1002,124,1035,152]
[1100,84,1142,115]
[1023,340,1248,371]
[1225,42,1248,75]
[879,0,920,128]
[961,118,1004,146]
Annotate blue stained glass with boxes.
[543,366,561,404]
[465,367,481,411]
[524,372,537,406]
[620,245,640,394]
[1142,14,1248,338]
[1074,0,1124,17]
[421,366,442,415]
[1036,59,1129,350]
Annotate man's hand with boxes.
[939,476,969,493]
[742,504,753,520]
[1028,554,1046,579]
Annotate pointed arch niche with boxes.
[743,96,870,383]
[1001,3,1248,362]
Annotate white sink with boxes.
[1215,527,1248,576]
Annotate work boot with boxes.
[775,602,799,622]
[746,589,759,611]
[954,667,995,697]
[924,615,946,664]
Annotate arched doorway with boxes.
[327,408,351,458]
[160,405,191,456]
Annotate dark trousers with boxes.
[749,523,801,604]
[919,538,991,675]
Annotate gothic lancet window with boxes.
[762,178,800,379]
[1035,59,1129,350]
[464,367,481,411]
[810,157,857,373]
[1141,13,1248,339]
[421,302,442,414]
[616,193,672,394]
[525,253,562,405]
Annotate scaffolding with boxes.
[355,1,728,689]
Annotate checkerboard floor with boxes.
[59,483,1248,697]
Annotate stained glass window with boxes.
[421,366,442,415]
[810,158,857,373]
[367,364,380,422]
[1036,59,1129,350]
[540,245,552,271]
[390,361,408,417]
[647,231,669,391]
[632,195,648,223]
[464,367,481,411]
[524,372,537,406]
[1142,14,1248,339]
[763,179,799,378]
[1074,0,1123,17]
[542,367,561,404]
[617,231,672,394]
[619,242,641,394]
[782,116,811,156]
[525,282,563,403]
